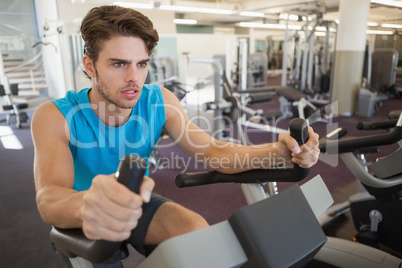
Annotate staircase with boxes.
[2,52,48,101]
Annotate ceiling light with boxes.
[381,23,402,28]
[336,20,379,28]
[173,19,197,25]
[366,29,394,35]
[158,4,232,15]
[279,13,299,21]
[114,2,154,9]
[371,0,402,8]
[367,22,379,27]
[159,5,198,12]
[239,22,301,30]
[315,26,327,31]
[314,26,337,32]
[315,32,326,36]
[239,11,264,17]
[198,8,232,15]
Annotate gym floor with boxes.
[0,82,401,267]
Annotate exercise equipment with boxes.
[357,47,399,118]
[148,56,177,93]
[273,12,337,122]
[371,48,399,94]
[248,52,268,89]
[319,111,402,256]
[275,85,333,123]
[172,119,402,268]
[230,38,269,90]
[182,58,228,141]
[0,83,29,128]
[183,57,283,144]
[203,68,284,141]
[51,154,147,267]
[281,11,336,95]
[49,119,322,267]
[0,47,29,128]
[49,118,402,267]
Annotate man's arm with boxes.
[32,102,84,228]
[32,103,154,241]
[161,87,319,174]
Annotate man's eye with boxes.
[138,62,148,68]
[114,62,125,68]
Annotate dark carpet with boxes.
[0,89,400,267]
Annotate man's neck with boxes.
[97,107,131,127]
[88,89,132,127]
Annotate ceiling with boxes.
[153,0,402,31]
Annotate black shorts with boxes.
[127,193,172,256]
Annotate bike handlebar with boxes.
[50,118,312,264]
[356,119,398,130]
[320,122,402,153]
[176,118,310,188]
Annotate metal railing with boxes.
[2,50,46,96]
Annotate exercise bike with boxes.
[49,118,402,267]
[319,111,402,257]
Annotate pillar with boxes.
[331,0,371,116]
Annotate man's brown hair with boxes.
[80,5,159,77]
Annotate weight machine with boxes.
[148,56,177,93]
[281,12,336,94]
[0,83,29,128]
[183,56,286,148]
[0,52,29,128]
[276,11,337,123]
[230,38,269,90]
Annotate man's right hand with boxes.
[80,174,155,241]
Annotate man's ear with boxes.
[83,55,95,78]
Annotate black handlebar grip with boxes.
[49,155,147,264]
[289,118,310,180]
[356,119,398,130]
[116,155,146,193]
[289,118,309,146]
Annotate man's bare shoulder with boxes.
[159,86,185,118]
[160,86,177,103]
[32,102,64,124]
[31,101,69,141]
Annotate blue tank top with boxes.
[52,85,166,191]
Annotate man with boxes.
[32,5,320,265]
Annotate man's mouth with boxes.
[121,88,139,98]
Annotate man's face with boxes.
[87,35,150,109]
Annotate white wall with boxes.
[56,0,177,34]
[34,0,70,99]
[176,34,239,85]
[34,0,290,97]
